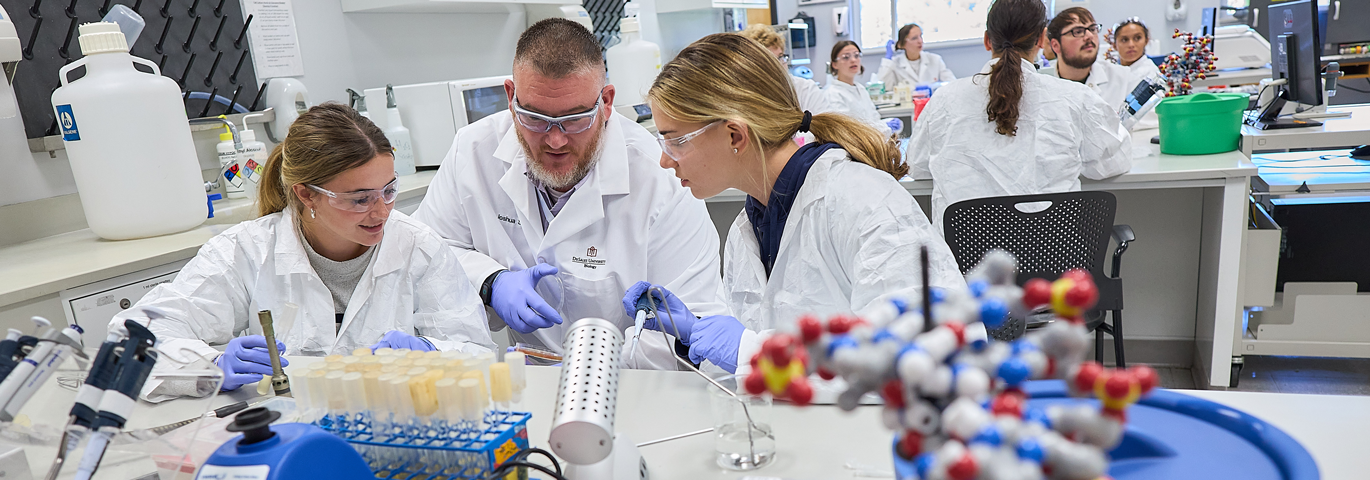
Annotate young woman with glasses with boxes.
[824,40,901,136]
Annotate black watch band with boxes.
[480,269,508,306]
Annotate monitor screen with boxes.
[1268,0,1322,107]
[462,85,509,125]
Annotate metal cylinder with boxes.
[549,318,622,465]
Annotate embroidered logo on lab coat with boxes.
[572,246,606,269]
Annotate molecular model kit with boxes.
[746,251,1158,480]
[1158,30,1218,96]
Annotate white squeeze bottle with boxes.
[384,84,416,176]
[50,22,206,240]
[605,2,661,107]
[237,114,268,198]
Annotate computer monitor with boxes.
[1250,0,1325,129]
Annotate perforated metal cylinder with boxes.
[549,318,622,465]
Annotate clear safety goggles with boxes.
[657,120,722,161]
[307,178,399,213]
[511,92,604,135]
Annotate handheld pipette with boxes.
[46,326,128,480]
[0,329,34,382]
[73,320,159,480]
[258,310,292,397]
[0,317,88,422]
[628,293,657,359]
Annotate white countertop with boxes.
[16,357,1361,480]
[707,128,1257,203]
[0,170,437,307]
[1242,104,1370,153]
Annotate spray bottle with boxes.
[384,85,416,176]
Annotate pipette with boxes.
[73,320,159,480]
[258,310,291,397]
[0,329,32,382]
[46,328,127,480]
[628,293,658,359]
[0,318,88,421]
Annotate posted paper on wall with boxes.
[243,0,305,78]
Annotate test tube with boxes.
[385,375,416,424]
[323,370,348,413]
[435,378,462,422]
[412,358,433,369]
[363,371,385,411]
[408,372,439,419]
[394,358,415,369]
[443,359,466,379]
[423,350,443,359]
[460,370,488,411]
[305,369,329,411]
[405,350,426,359]
[456,378,483,425]
[505,352,527,402]
[342,372,368,415]
[489,363,512,412]
[352,347,374,356]
[471,351,495,389]
[324,354,345,363]
[360,356,382,371]
[374,347,395,356]
[342,355,363,372]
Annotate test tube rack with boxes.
[313,410,532,480]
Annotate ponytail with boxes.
[253,102,392,218]
[985,46,1026,136]
[807,114,906,179]
[977,0,1048,137]
[256,144,290,217]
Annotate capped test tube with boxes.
[362,371,385,409]
[305,369,329,410]
[423,350,443,359]
[489,363,512,412]
[472,352,495,383]
[405,350,426,359]
[435,378,462,422]
[412,358,433,369]
[360,355,382,371]
[460,370,488,411]
[394,358,415,369]
[342,355,363,372]
[456,378,483,425]
[324,354,345,363]
[342,372,368,414]
[374,347,395,356]
[505,352,527,402]
[352,347,374,356]
[385,375,416,423]
[323,370,348,413]
[408,374,439,418]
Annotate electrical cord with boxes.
[1337,78,1370,94]
[481,447,566,480]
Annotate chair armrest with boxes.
[1110,224,1135,278]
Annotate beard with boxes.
[518,124,605,190]
[1060,42,1098,70]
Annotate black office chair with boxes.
[942,191,1135,367]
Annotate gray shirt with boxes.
[299,227,375,319]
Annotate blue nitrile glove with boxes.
[370,330,435,353]
[491,263,564,334]
[622,282,697,341]
[885,39,897,60]
[886,118,903,133]
[216,335,289,392]
[686,316,747,373]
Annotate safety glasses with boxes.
[307,178,399,213]
[511,91,604,135]
[657,120,722,161]
[1063,23,1102,39]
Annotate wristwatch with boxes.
[480,269,508,306]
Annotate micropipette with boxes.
[46,327,127,480]
[0,318,88,421]
[73,320,159,480]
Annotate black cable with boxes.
[1337,79,1370,94]
[515,447,562,475]
[483,461,567,480]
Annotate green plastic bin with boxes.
[1155,93,1249,155]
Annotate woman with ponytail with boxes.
[115,103,493,399]
[619,33,964,374]
[907,0,1131,229]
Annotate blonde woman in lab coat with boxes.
[620,33,964,374]
[907,0,1132,228]
[825,40,900,136]
[114,103,493,399]
[878,23,957,88]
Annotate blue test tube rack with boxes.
[313,410,531,480]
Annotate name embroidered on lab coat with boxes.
[497,214,520,226]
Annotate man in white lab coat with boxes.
[1040,7,1142,113]
[413,19,728,368]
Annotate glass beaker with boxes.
[709,375,775,470]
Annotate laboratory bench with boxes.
[10,358,1365,479]
[1241,103,1370,156]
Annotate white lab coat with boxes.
[412,110,729,370]
[114,209,495,399]
[726,148,965,374]
[824,79,894,136]
[1040,58,1140,113]
[1127,57,1162,79]
[877,52,956,88]
[908,58,1132,228]
[791,75,836,115]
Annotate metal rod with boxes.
[154,17,172,54]
[224,85,243,115]
[636,428,714,447]
[58,16,78,59]
[158,54,167,71]
[229,50,248,83]
[209,15,227,50]
[920,245,933,333]
[248,82,267,111]
[23,17,42,60]
[257,310,292,397]
[182,15,201,53]
[187,0,200,17]
[197,87,218,117]
[213,0,227,17]
[132,0,143,13]
[99,0,112,17]
[160,0,172,18]
[64,0,77,18]
[29,0,44,18]
[204,51,223,87]
[178,53,196,89]
[234,14,253,49]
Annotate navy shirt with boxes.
[745,142,841,277]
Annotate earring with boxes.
[310,208,316,219]
[733,148,739,154]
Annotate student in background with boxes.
[825,40,901,136]
[1112,17,1161,78]
[879,23,957,87]
[1040,7,1139,109]
[739,24,835,115]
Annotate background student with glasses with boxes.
[113,103,495,400]
[413,19,727,370]
[1039,7,1143,113]
[824,40,902,136]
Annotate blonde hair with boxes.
[739,24,784,51]
[257,103,393,217]
[649,33,906,179]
